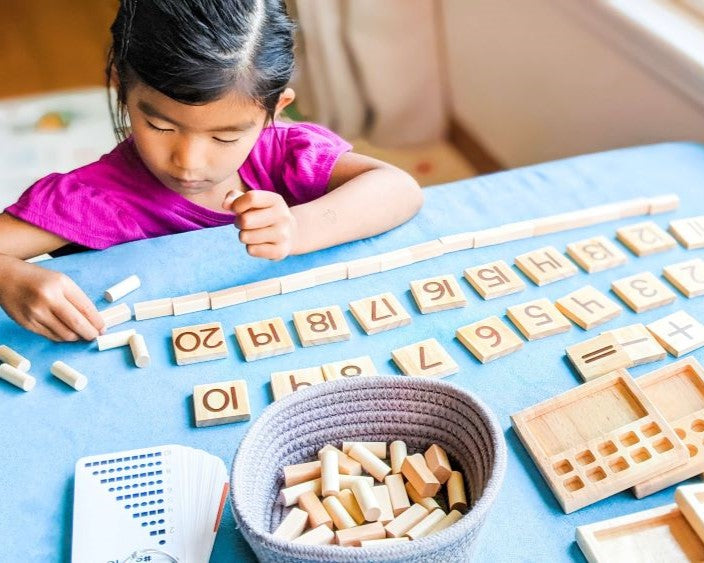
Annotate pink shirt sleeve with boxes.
[239,122,353,205]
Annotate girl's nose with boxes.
[171,136,206,174]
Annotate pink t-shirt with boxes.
[5,121,352,249]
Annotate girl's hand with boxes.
[223,190,298,260]
[0,255,105,342]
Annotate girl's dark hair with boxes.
[106,0,295,140]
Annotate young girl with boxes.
[0,0,422,343]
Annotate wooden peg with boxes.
[128,333,150,368]
[235,317,295,361]
[474,220,535,247]
[318,445,363,476]
[291,524,335,545]
[406,508,447,540]
[424,444,452,484]
[351,479,381,522]
[384,473,411,516]
[298,490,333,529]
[348,444,392,482]
[0,345,30,371]
[391,338,459,378]
[335,521,386,546]
[463,260,526,300]
[279,478,322,507]
[50,361,87,391]
[401,453,441,497]
[427,509,463,535]
[272,507,308,540]
[648,193,679,214]
[342,441,387,459]
[321,449,340,497]
[447,471,468,512]
[389,440,407,474]
[0,363,35,391]
[409,275,467,313]
[97,328,136,351]
[404,481,440,511]
[283,461,321,487]
[104,274,140,302]
[456,315,524,363]
[372,485,395,524]
[349,292,411,335]
[385,503,430,538]
[506,298,572,340]
[172,291,210,315]
[133,297,173,320]
[100,303,132,328]
[321,496,356,530]
[172,322,228,365]
[337,489,366,525]
[209,286,247,310]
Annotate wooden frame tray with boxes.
[511,369,687,513]
[633,358,704,498]
[576,503,704,562]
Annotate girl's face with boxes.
[125,82,270,197]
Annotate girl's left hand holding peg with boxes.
[223,190,299,261]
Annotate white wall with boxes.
[441,0,704,167]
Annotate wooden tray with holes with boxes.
[576,502,704,562]
[676,483,704,543]
[511,368,688,513]
[633,358,704,498]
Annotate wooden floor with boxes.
[0,0,115,99]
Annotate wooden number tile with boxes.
[292,305,351,347]
[321,356,378,381]
[669,215,704,249]
[555,285,622,330]
[616,221,677,256]
[632,358,704,497]
[193,379,250,427]
[663,258,704,298]
[577,504,704,563]
[611,271,677,313]
[391,338,459,378]
[566,236,628,273]
[409,275,467,314]
[565,333,631,381]
[270,367,326,401]
[235,317,295,361]
[676,484,704,542]
[172,322,229,366]
[514,246,579,286]
[349,292,411,335]
[456,316,524,363]
[463,260,526,300]
[646,311,704,357]
[506,298,572,340]
[601,324,666,366]
[511,368,687,513]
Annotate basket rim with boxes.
[229,376,507,560]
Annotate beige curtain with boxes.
[290,0,447,146]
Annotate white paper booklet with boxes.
[71,444,228,563]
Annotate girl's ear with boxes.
[274,87,296,117]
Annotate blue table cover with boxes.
[2,142,704,562]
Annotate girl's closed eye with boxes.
[146,120,174,133]
[213,136,239,144]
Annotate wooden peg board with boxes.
[506,298,572,340]
[349,292,412,335]
[321,356,378,381]
[616,221,677,256]
[566,236,628,273]
[632,358,704,497]
[234,317,295,361]
[270,367,326,401]
[611,271,677,313]
[514,246,579,286]
[409,274,467,313]
[193,379,250,427]
[576,503,704,563]
[292,305,351,347]
[555,285,622,330]
[456,316,524,363]
[565,333,631,382]
[511,369,688,513]
[601,323,666,366]
[391,338,459,378]
[646,310,704,357]
[463,260,526,300]
[171,322,229,366]
[663,258,704,298]
[669,215,704,249]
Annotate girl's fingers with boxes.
[245,243,287,261]
[63,281,105,335]
[222,189,245,211]
[36,314,79,342]
[235,206,280,230]
[239,225,287,246]
[231,190,283,215]
[52,299,100,341]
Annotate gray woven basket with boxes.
[230,376,506,563]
